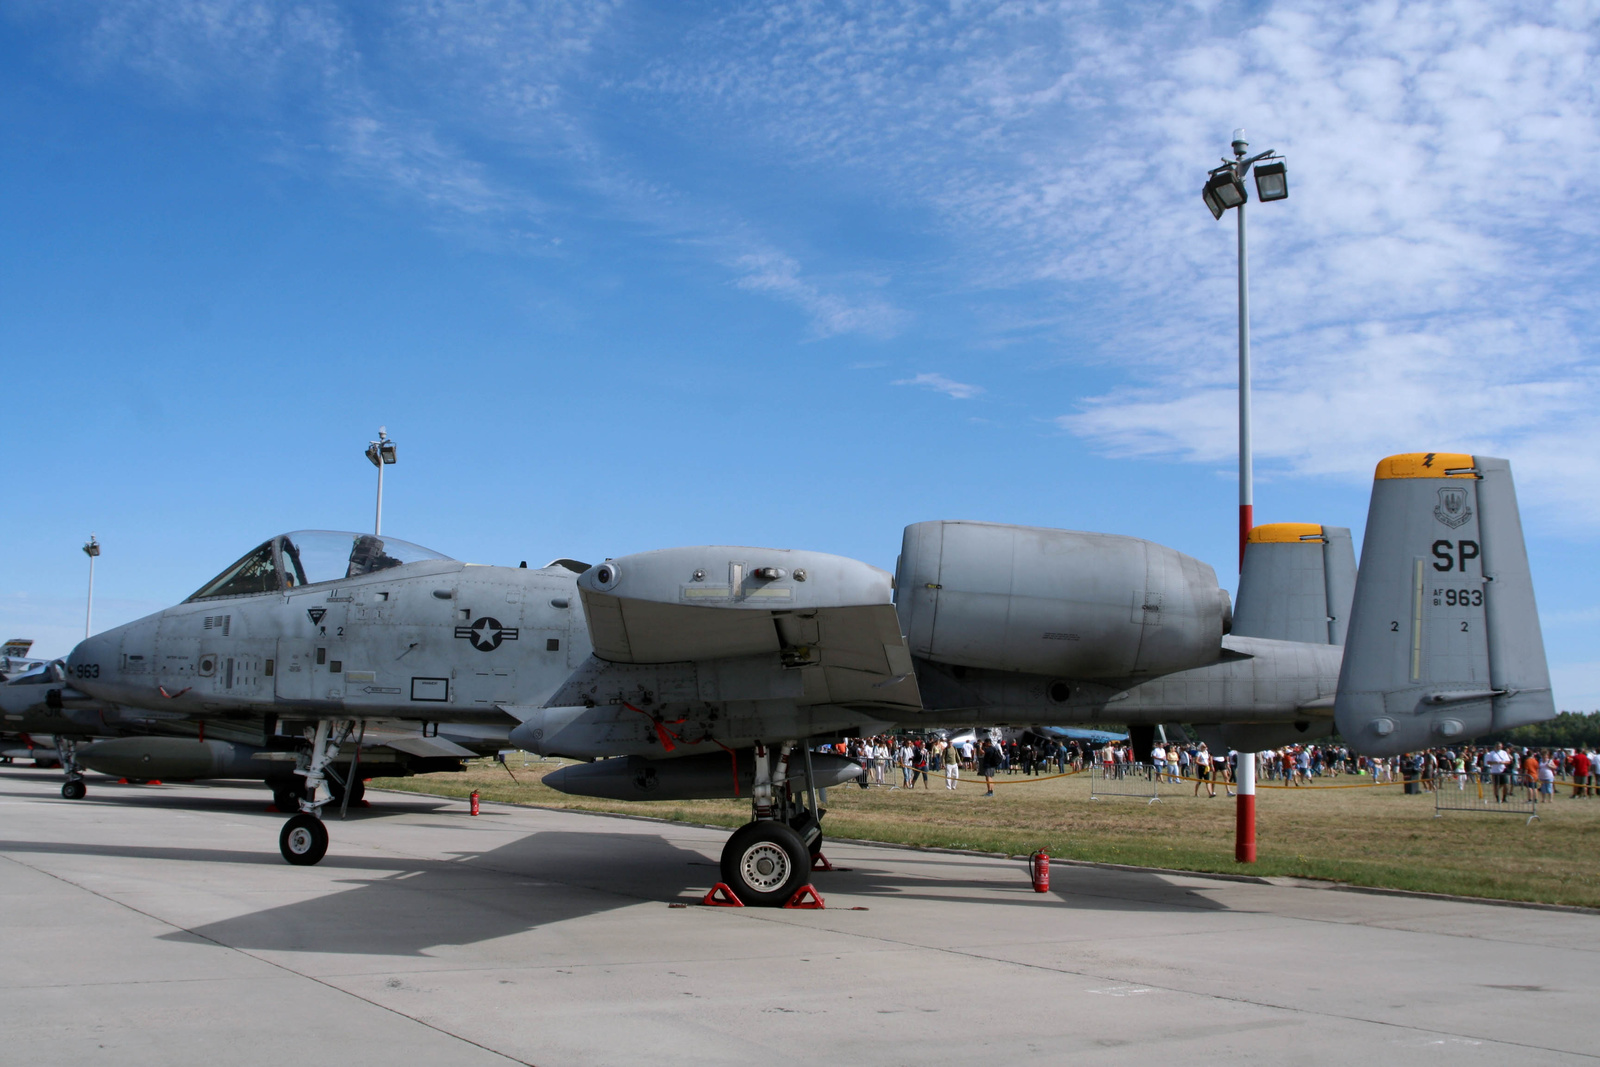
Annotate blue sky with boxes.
[3,1,1597,709]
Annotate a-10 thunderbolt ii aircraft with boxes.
[59,452,1553,906]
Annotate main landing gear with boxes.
[277,720,362,866]
[716,741,828,906]
[56,737,87,800]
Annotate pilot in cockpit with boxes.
[347,534,404,578]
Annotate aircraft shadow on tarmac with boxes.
[0,772,452,818]
[165,830,717,955]
[3,773,1233,956]
[813,853,1235,914]
[150,833,1230,957]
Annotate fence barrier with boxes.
[1434,772,1540,823]
[1089,762,1163,804]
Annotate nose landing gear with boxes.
[56,738,87,800]
[276,720,357,865]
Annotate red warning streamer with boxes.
[622,701,678,752]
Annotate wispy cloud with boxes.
[894,372,983,400]
[733,251,905,338]
[654,0,1600,522]
[25,1,1600,516]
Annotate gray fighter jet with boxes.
[60,453,1552,906]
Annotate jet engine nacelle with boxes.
[895,521,1231,680]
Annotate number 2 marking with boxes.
[1391,621,1400,632]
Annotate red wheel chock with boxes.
[784,884,825,909]
[811,853,834,871]
[703,882,745,907]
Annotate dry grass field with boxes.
[371,760,1600,908]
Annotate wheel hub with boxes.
[739,842,791,891]
[286,828,315,854]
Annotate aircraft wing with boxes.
[577,546,920,708]
[381,735,480,759]
[509,546,920,759]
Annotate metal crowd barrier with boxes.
[1089,762,1162,804]
[1434,772,1540,824]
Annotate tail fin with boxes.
[1232,523,1356,645]
[1335,453,1554,755]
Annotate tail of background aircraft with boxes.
[1334,454,1554,756]
[1232,524,1355,645]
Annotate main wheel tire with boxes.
[329,775,366,807]
[272,787,303,813]
[720,821,809,907]
[279,813,329,866]
[61,779,87,800]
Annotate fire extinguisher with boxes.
[470,790,481,816]
[1029,849,1049,893]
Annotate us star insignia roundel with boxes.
[455,616,519,651]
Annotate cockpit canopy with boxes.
[5,661,64,685]
[188,531,453,601]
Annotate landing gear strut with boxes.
[716,740,826,906]
[276,720,357,865]
[56,737,86,800]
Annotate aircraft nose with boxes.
[66,632,117,687]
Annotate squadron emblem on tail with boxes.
[1434,486,1472,529]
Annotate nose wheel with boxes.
[279,814,329,865]
[55,737,86,800]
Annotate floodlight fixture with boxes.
[366,426,397,467]
[83,534,100,639]
[1253,159,1288,202]
[1203,168,1248,217]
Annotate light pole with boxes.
[1203,128,1288,571]
[365,427,398,535]
[82,535,100,640]
[1203,128,1288,864]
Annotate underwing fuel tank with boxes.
[896,521,1232,679]
[542,750,863,801]
[77,737,297,781]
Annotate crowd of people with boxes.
[837,735,1082,796]
[823,735,1600,804]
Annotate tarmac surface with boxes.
[2,768,1597,1066]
